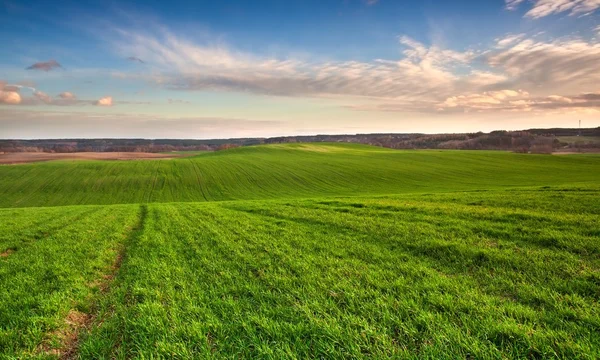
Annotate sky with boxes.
[0,0,599,139]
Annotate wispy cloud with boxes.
[104,23,600,114]
[506,0,600,18]
[109,26,483,105]
[486,37,600,93]
[505,0,526,11]
[438,90,600,113]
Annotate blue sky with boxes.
[1,0,599,138]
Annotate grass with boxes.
[0,204,140,357]
[0,143,599,207]
[0,143,599,359]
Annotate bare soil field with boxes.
[0,152,187,164]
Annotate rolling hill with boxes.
[1,144,599,359]
[0,143,599,208]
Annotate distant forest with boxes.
[1,127,599,154]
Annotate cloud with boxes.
[95,96,113,106]
[104,22,600,115]
[485,38,600,93]
[0,81,21,105]
[0,90,21,105]
[111,26,481,104]
[438,90,600,112]
[365,0,379,5]
[26,60,63,71]
[2,85,21,92]
[506,0,600,18]
[505,0,526,11]
[59,92,76,99]
[496,34,526,48]
[34,91,52,104]
[127,56,145,63]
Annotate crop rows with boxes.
[2,188,597,358]
[0,144,599,208]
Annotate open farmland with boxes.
[1,143,599,208]
[0,152,189,165]
[1,144,599,359]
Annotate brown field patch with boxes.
[1,249,14,257]
[0,151,191,164]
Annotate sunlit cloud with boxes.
[506,0,600,18]
[59,92,76,99]
[34,91,52,104]
[0,90,21,105]
[505,0,525,11]
[95,96,113,106]
[438,90,600,113]
[103,23,600,114]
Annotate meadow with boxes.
[1,143,600,208]
[0,143,599,359]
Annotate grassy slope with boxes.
[1,189,598,358]
[1,144,599,358]
[0,143,599,208]
[0,204,140,356]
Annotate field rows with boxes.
[1,189,598,358]
[1,144,599,208]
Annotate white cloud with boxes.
[440,90,530,110]
[95,96,113,106]
[110,27,483,106]
[438,90,600,112]
[100,22,600,114]
[506,0,600,18]
[486,38,600,94]
[496,34,526,48]
[59,92,76,99]
[505,0,526,10]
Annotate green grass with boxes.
[0,144,599,359]
[0,143,599,207]
[0,204,140,357]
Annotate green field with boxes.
[1,144,599,359]
[1,143,600,208]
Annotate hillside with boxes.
[1,144,599,358]
[1,189,599,358]
[2,127,599,153]
[0,143,599,208]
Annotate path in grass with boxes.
[0,204,142,358]
[67,188,600,359]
